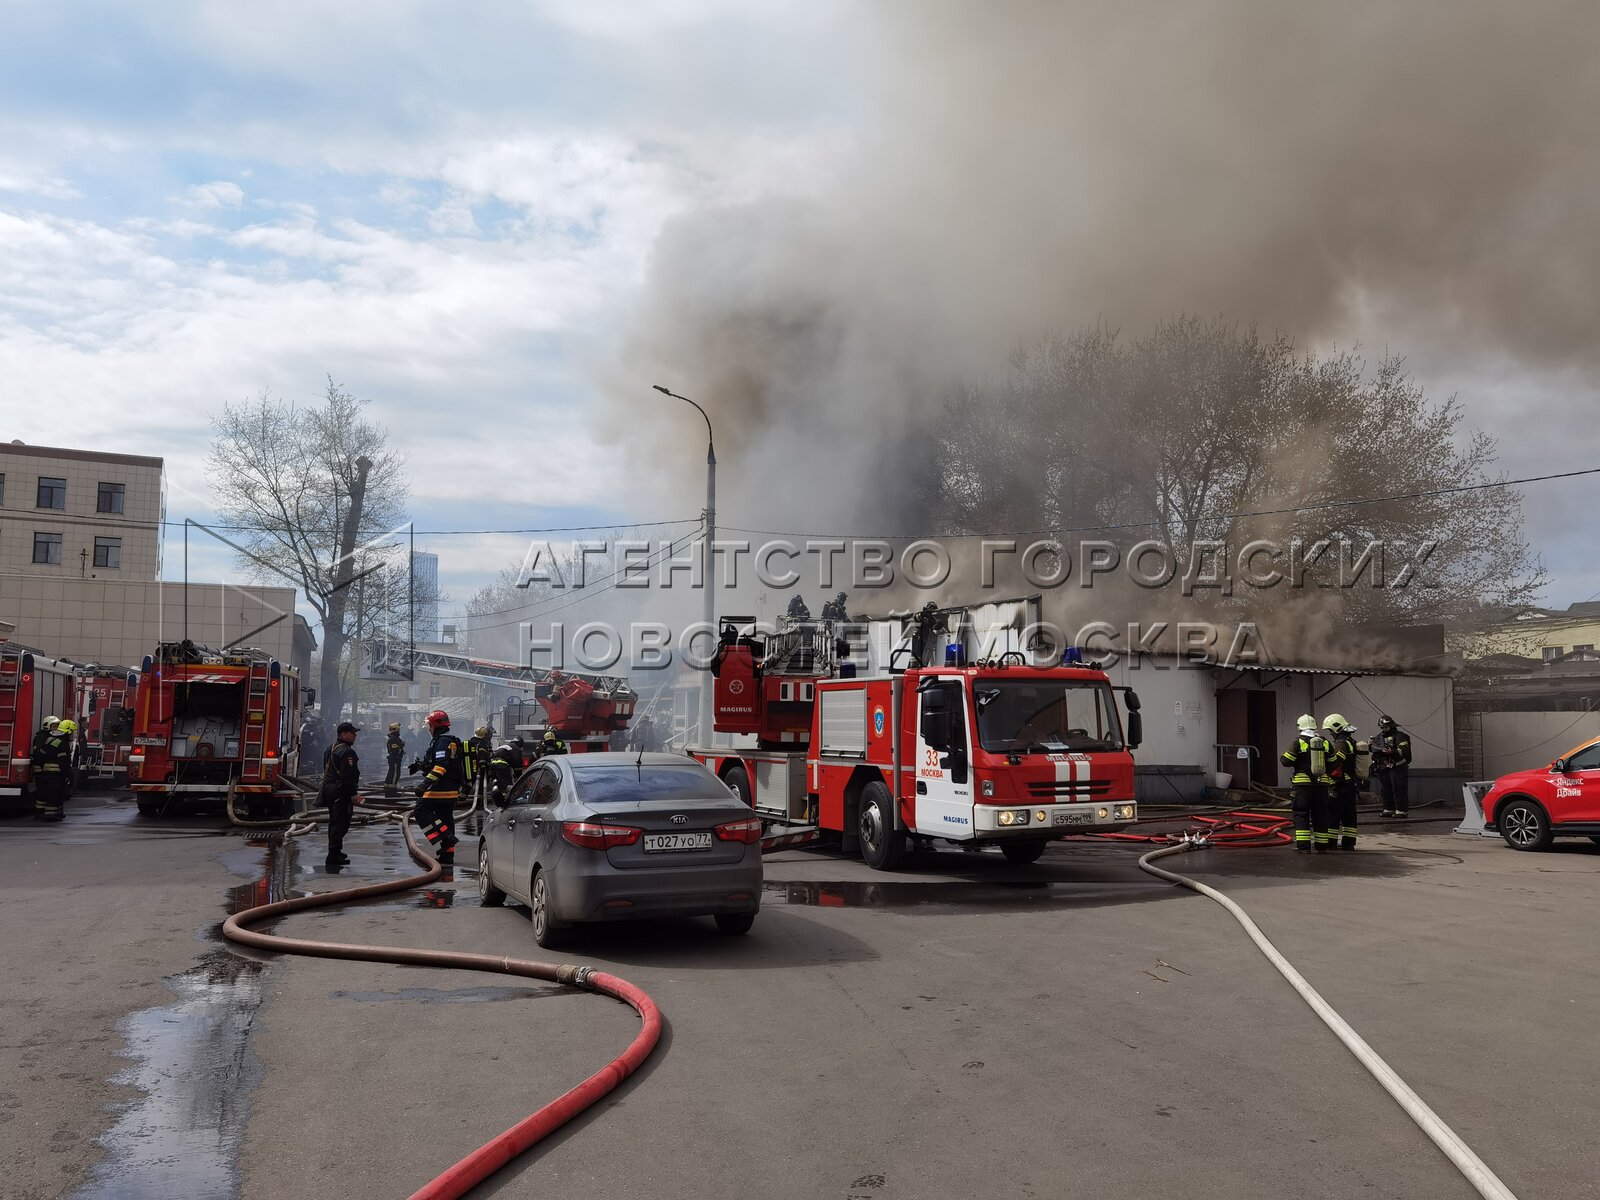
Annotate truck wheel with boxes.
[724,764,752,807]
[1498,799,1552,851]
[1001,841,1048,865]
[136,798,162,817]
[858,780,906,871]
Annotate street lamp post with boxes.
[652,385,717,746]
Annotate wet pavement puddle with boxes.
[764,878,1158,910]
[71,951,267,1200]
[74,837,303,1199]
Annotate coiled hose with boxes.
[222,819,664,1199]
[1138,840,1518,1200]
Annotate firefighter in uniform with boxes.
[1322,714,1362,850]
[411,709,464,865]
[31,718,74,821]
[486,742,518,806]
[1374,715,1413,818]
[467,726,492,803]
[383,722,406,796]
[322,721,361,869]
[1281,715,1339,853]
[537,729,568,759]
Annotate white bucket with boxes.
[1212,772,1234,790]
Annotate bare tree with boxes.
[927,317,1545,625]
[208,378,409,720]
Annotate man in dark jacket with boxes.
[322,721,362,869]
[383,722,406,796]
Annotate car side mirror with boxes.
[1126,711,1143,751]
[919,694,954,751]
[1551,758,1569,774]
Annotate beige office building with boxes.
[0,441,307,671]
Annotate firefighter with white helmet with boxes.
[1322,713,1361,850]
[1281,714,1338,853]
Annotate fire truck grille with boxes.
[1026,781,1113,797]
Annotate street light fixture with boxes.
[653,385,717,746]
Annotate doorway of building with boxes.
[1216,688,1279,787]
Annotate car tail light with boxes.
[714,817,763,845]
[561,821,641,850]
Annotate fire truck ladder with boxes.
[363,643,627,695]
[242,658,271,783]
[0,649,25,778]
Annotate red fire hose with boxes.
[222,821,664,1199]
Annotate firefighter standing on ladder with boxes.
[411,709,464,866]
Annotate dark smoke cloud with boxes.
[613,0,1600,529]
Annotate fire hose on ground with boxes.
[1137,838,1519,1200]
[222,818,664,1200]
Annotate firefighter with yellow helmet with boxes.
[31,718,76,822]
[1281,715,1342,853]
[1321,713,1363,850]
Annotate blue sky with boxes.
[3,0,1597,624]
[0,0,859,616]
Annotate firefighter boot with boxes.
[1340,836,1357,850]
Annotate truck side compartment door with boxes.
[912,678,974,839]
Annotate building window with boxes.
[387,683,399,699]
[0,473,6,504]
[1543,646,1563,663]
[97,482,126,514]
[32,532,63,564]
[36,477,66,509]
[93,536,121,569]
[408,683,420,701]
[428,682,441,698]
[1576,644,1594,653]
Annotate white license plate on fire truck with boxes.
[643,832,713,853]
[1053,811,1093,826]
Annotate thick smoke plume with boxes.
[604,0,1596,675]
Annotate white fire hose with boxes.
[1138,840,1518,1200]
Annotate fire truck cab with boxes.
[72,666,139,785]
[691,598,1142,869]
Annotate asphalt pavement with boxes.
[2,792,1597,1200]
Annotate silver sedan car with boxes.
[477,752,764,946]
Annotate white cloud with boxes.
[183,180,245,208]
[0,161,81,200]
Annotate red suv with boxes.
[1481,735,1600,851]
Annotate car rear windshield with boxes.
[573,764,727,806]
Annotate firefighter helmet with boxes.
[1322,713,1349,733]
[1296,714,1317,733]
[1378,714,1396,730]
[43,715,60,728]
[475,725,489,738]
[542,729,559,742]
[426,709,450,732]
[57,719,78,734]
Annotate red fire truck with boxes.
[0,643,78,811]
[503,670,636,752]
[690,599,1143,870]
[128,641,301,817]
[72,666,140,785]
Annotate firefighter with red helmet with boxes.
[412,709,464,866]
